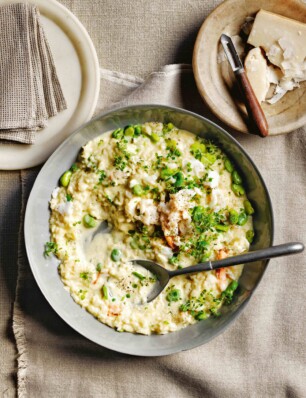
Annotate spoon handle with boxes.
[169,242,304,277]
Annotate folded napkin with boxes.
[12,65,306,398]
[0,3,66,144]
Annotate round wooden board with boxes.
[193,0,306,135]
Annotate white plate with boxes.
[0,0,100,170]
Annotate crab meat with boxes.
[165,236,176,249]
[158,189,197,241]
[107,304,121,316]
[126,198,159,225]
[215,249,229,291]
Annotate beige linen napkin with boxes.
[0,3,66,144]
[12,65,306,398]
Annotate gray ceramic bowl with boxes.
[25,105,274,356]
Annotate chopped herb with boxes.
[210,307,221,317]
[70,163,78,172]
[166,289,181,302]
[66,194,73,202]
[179,301,191,312]
[78,289,87,300]
[132,184,150,196]
[44,241,58,257]
[160,167,176,179]
[190,141,206,159]
[114,155,127,171]
[99,170,106,183]
[195,311,208,320]
[80,272,90,280]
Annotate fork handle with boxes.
[235,69,269,138]
[169,242,304,277]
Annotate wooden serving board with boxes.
[193,0,306,135]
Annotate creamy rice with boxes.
[47,122,254,335]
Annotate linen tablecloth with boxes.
[0,1,305,397]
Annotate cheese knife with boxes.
[221,34,269,137]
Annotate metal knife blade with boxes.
[220,34,243,73]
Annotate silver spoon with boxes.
[131,242,304,303]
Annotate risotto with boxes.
[46,122,255,335]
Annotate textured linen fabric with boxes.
[12,65,306,398]
[0,171,21,397]
[0,0,305,396]
[0,3,66,144]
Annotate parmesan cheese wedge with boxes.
[244,47,269,102]
[247,9,306,103]
[248,10,306,68]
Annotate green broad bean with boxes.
[246,230,255,243]
[229,209,239,225]
[190,141,206,154]
[60,170,72,187]
[173,171,184,187]
[150,133,160,143]
[232,170,242,185]
[111,248,122,262]
[163,122,174,133]
[83,214,97,228]
[237,211,248,226]
[130,239,138,249]
[224,158,234,173]
[112,128,124,139]
[132,271,145,280]
[102,285,108,300]
[216,224,229,232]
[231,183,245,197]
[201,153,216,165]
[244,200,255,215]
[124,126,134,136]
[160,168,176,179]
[165,139,177,150]
[134,125,142,136]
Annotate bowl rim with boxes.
[24,104,274,356]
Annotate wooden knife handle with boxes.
[235,70,269,137]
